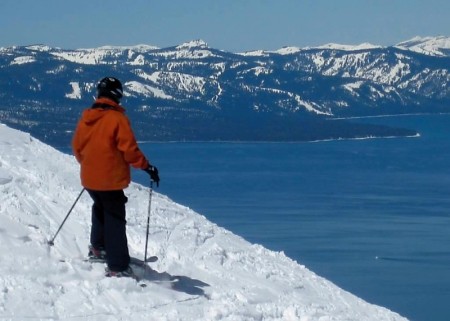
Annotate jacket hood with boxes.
[81,98,125,125]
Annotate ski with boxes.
[83,255,158,264]
[130,256,159,264]
[58,255,178,288]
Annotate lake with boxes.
[134,114,450,321]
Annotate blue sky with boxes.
[0,0,448,52]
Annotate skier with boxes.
[72,77,160,277]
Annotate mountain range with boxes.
[0,36,449,146]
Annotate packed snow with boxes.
[0,123,408,321]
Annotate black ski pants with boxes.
[87,189,130,272]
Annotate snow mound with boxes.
[0,123,408,320]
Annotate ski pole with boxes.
[47,188,85,246]
[143,180,153,264]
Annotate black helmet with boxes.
[97,77,123,102]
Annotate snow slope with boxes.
[0,124,408,321]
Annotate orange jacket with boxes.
[72,98,149,191]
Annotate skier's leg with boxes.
[87,190,105,250]
[101,190,130,272]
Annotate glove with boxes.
[143,165,160,187]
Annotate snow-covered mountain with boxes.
[0,36,448,145]
[0,123,409,320]
[395,36,450,57]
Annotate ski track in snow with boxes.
[0,123,408,321]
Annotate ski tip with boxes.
[145,256,158,263]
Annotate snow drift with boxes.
[0,123,408,321]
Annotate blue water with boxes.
[133,114,450,321]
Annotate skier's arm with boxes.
[71,121,83,163]
[115,116,149,169]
